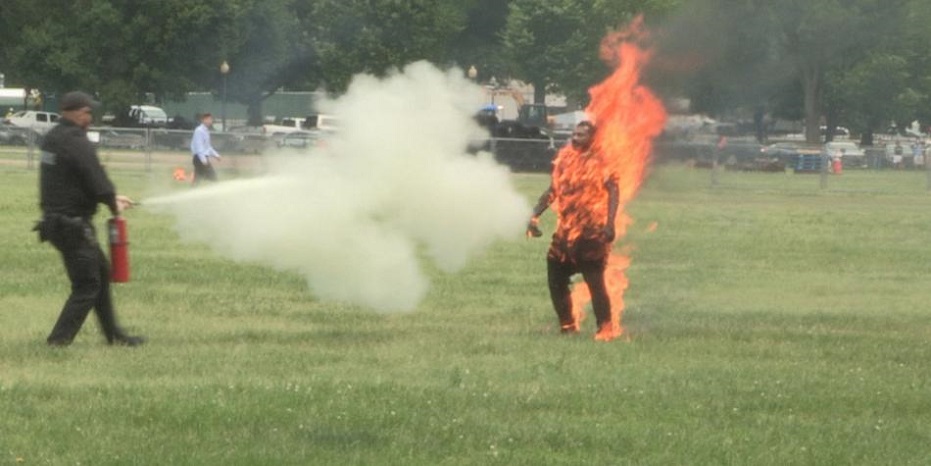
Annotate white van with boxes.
[302,114,339,131]
[128,105,168,126]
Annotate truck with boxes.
[3,110,60,137]
[104,105,169,128]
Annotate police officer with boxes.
[37,91,145,347]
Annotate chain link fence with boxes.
[3,127,931,190]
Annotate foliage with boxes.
[302,0,470,94]
[448,0,513,83]
[503,0,677,105]
[6,0,231,109]
[1,0,929,132]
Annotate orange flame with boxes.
[173,167,191,182]
[558,16,667,341]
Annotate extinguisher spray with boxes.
[107,216,131,283]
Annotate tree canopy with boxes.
[0,0,928,138]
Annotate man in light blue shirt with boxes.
[190,113,221,184]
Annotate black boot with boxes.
[109,332,146,347]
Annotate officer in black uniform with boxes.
[36,91,145,347]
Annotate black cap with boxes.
[60,91,100,111]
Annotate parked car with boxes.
[97,129,146,149]
[128,105,169,127]
[762,142,801,161]
[722,141,785,171]
[824,141,866,167]
[3,110,59,135]
[227,126,269,154]
[277,130,322,149]
[821,125,850,138]
[762,142,821,166]
[301,114,339,131]
[0,122,32,145]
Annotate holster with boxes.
[33,214,90,244]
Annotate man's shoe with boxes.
[110,335,146,347]
[594,323,623,342]
[559,322,580,334]
[47,338,72,347]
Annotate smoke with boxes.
[145,61,530,312]
[646,1,796,110]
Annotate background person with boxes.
[526,121,620,341]
[36,91,144,347]
[190,112,221,184]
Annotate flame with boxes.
[553,16,667,341]
[173,167,191,182]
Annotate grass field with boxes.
[2,161,930,465]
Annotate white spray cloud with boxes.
[146,61,530,312]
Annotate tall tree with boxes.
[448,0,513,82]
[301,0,470,94]
[770,0,908,143]
[503,0,593,104]
[6,0,235,111]
[503,0,679,106]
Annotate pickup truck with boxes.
[3,110,60,136]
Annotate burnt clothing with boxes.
[548,250,611,329]
[40,118,118,218]
[535,145,618,262]
[532,144,620,330]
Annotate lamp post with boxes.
[489,76,498,106]
[220,61,230,131]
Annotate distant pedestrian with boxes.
[190,113,221,184]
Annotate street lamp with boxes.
[220,61,230,131]
[488,76,498,105]
[467,65,477,81]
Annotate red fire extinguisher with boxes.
[107,217,130,283]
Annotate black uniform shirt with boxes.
[39,118,117,218]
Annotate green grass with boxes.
[2,163,931,465]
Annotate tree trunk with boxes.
[860,129,874,147]
[824,106,837,144]
[533,79,546,104]
[802,66,822,145]
[247,99,263,127]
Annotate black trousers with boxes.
[46,218,123,344]
[192,156,217,184]
[547,246,611,329]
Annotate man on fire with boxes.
[527,121,620,340]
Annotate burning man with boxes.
[527,121,620,339]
